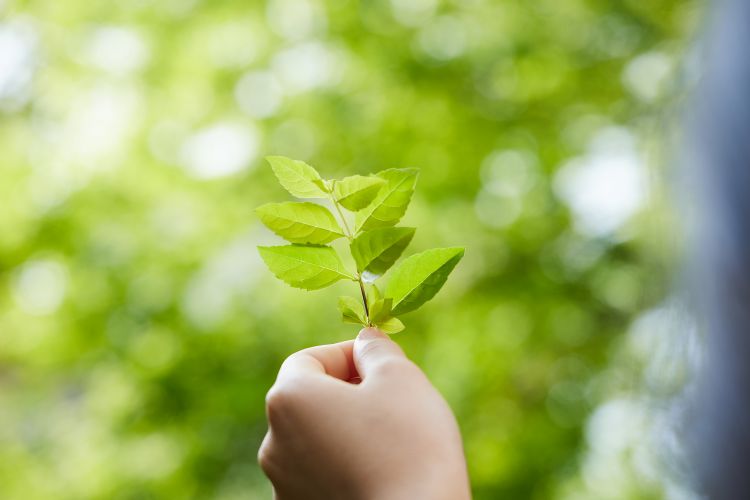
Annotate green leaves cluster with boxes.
[257,156,464,334]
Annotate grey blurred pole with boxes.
[691,0,750,497]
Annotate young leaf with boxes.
[385,247,464,315]
[333,175,386,211]
[312,178,330,191]
[338,296,366,325]
[267,156,328,198]
[256,202,344,244]
[366,284,382,305]
[350,227,416,275]
[369,297,393,324]
[355,168,418,231]
[375,316,405,334]
[258,245,355,290]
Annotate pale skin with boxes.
[258,327,472,500]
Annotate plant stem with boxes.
[328,185,370,325]
[329,183,353,241]
[358,276,371,326]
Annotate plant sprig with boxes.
[256,156,464,334]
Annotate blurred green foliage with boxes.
[0,0,700,498]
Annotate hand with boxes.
[258,327,471,500]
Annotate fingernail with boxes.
[357,327,384,341]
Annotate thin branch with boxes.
[358,276,371,326]
[333,201,353,241]
[328,181,354,241]
[329,182,370,325]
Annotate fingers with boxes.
[266,341,356,431]
[258,430,274,476]
[353,327,411,380]
[276,340,356,384]
[258,431,283,499]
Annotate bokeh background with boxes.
[0,0,704,498]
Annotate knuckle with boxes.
[265,384,298,421]
[257,438,280,481]
[257,440,271,471]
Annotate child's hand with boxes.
[258,327,471,500]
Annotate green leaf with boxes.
[367,288,402,333]
[369,297,393,324]
[338,296,366,325]
[355,168,418,231]
[258,245,355,290]
[256,202,344,244]
[385,247,464,315]
[266,156,328,198]
[312,178,330,191]
[366,284,382,305]
[333,175,386,211]
[375,316,405,334]
[350,227,415,275]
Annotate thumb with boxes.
[353,327,408,380]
